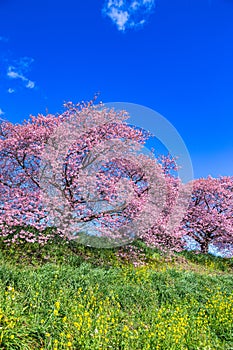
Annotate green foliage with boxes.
[0,237,232,349]
[179,250,233,272]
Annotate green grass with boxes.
[0,235,232,349]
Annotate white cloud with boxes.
[102,0,155,31]
[107,8,129,31]
[7,64,35,89]
[131,1,140,10]
[7,88,15,94]
[0,108,4,116]
[7,68,24,80]
[107,0,124,8]
[26,80,35,89]
[139,19,146,25]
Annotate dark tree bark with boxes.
[200,240,209,254]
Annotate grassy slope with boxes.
[0,238,232,349]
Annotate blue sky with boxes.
[0,0,233,179]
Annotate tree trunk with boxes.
[200,240,209,254]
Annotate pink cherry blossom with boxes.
[0,97,192,251]
[180,176,233,255]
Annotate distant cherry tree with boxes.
[181,176,233,255]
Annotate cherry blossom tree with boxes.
[0,98,191,250]
[38,101,169,248]
[38,102,192,250]
[180,176,233,255]
[141,154,192,252]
